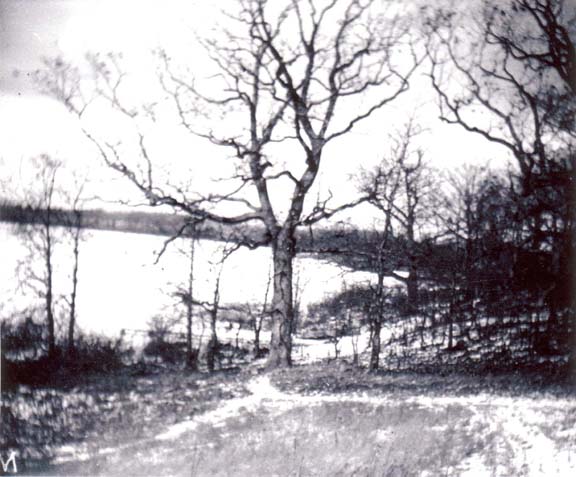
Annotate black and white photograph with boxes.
[0,0,575,475]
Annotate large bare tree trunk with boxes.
[267,229,295,368]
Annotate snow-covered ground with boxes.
[155,375,576,476]
[49,372,576,476]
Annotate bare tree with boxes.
[10,155,89,360]
[316,224,397,369]
[205,254,224,373]
[185,242,240,372]
[15,156,61,359]
[247,263,273,358]
[39,0,419,367]
[367,223,395,370]
[434,165,492,303]
[292,262,308,335]
[362,121,434,309]
[426,0,575,190]
[425,0,575,355]
[301,220,402,370]
[425,0,575,257]
[64,180,87,356]
[169,222,200,369]
[232,294,271,360]
[185,228,197,368]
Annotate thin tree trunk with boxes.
[254,264,271,359]
[369,269,386,371]
[207,310,218,372]
[253,322,261,358]
[44,215,56,359]
[448,276,457,350]
[407,267,418,308]
[464,235,473,303]
[369,210,393,371]
[186,231,197,369]
[207,270,221,372]
[406,223,418,309]
[448,311,454,350]
[67,216,81,356]
[370,318,382,370]
[351,332,359,366]
[235,322,242,350]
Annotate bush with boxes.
[143,339,186,364]
[1,331,133,388]
[66,333,133,373]
[1,315,45,361]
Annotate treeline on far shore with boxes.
[0,201,375,255]
[0,202,260,243]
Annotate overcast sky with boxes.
[0,0,509,225]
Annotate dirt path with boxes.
[154,374,576,476]
[51,374,576,476]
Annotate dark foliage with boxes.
[1,319,133,389]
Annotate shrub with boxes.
[1,315,45,361]
[143,340,186,365]
[66,333,133,373]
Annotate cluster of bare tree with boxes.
[36,0,419,368]
[27,0,574,370]
[296,0,574,371]
[2,155,87,360]
[425,0,574,367]
[154,229,274,371]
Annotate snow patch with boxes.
[156,375,295,441]
[154,375,576,477]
